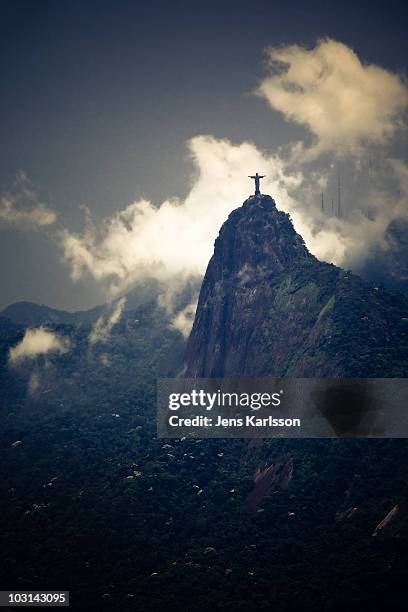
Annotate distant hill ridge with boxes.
[1,277,200,329]
[0,300,104,326]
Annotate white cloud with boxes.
[89,297,126,345]
[290,156,408,268]
[170,301,197,338]
[28,370,41,396]
[0,172,57,228]
[257,39,408,159]
[61,135,302,294]
[9,327,70,364]
[99,353,111,366]
[59,134,408,290]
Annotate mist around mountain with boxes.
[360,218,408,296]
[0,195,407,611]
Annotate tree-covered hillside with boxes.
[0,293,407,610]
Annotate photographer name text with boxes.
[168,415,301,428]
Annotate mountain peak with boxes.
[212,193,312,280]
[182,195,408,378]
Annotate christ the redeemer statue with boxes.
[249,172,265,196]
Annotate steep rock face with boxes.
[183,194,408,377]
[246,458,293,509]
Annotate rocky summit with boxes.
[182,194,408,377]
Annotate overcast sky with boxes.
[1,0,407,311]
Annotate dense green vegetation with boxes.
[0,297,407,611]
